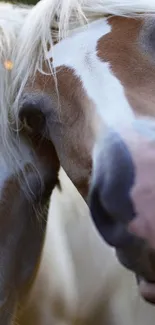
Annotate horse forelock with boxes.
[0,3,41,186]
[0,3,30,131]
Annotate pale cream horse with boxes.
[17,168,155,325]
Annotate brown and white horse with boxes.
[3,1,155,323]
[11,0,155,305]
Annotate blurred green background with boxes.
[22,0,38,3]
[0,0,39,4]
[18,0,39,4]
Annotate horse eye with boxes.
[19,103,46,135]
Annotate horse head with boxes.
[13,0,155,305]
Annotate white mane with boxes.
[12,0,155,117]
[0,2,35,178]
[0,2,30,140]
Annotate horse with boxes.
[0,2,155,319]
[16,169,155,325]
[0,3,108,324]
[0,3,63,324]
[10,0,155,306]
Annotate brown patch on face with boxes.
[97,16,155,117]
[24,66,99,200]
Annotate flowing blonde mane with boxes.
[0,2,35,178]
[0,2,30,139]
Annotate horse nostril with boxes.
[89,130,136,248]
[89,184,135,248]
[89,184,114,236]
[19,104,46,134]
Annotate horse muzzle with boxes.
[89,128,155,304]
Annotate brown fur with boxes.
[97,16,155,117]
[24,67,97,199]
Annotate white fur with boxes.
[51,19,134,127]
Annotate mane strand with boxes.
[0,2,30,141]
[0,2,36,181]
